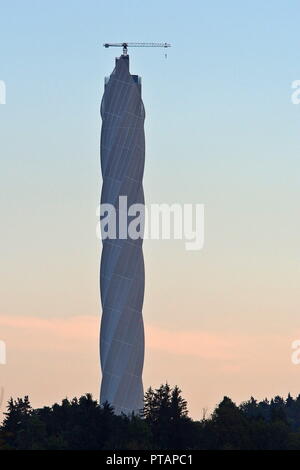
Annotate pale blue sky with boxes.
[1,1,300,416]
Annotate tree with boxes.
[2,389,300,450]
[2,396,32,449]
[143,383,195,449]
[208,396,252,449]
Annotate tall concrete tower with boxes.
[99,54,145,415]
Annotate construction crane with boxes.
[103,42,171,56]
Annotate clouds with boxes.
[0,314,239,360]
[146,324,236,360]
[0,314,298,420]
[0,313,292,365]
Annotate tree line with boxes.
[1,384,300,450]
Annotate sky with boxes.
[0,0,300,419]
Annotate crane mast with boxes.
[103,42,171,56]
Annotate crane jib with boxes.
[103,42,171,55]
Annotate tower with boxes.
[99,55,145,415]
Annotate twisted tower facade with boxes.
[100,55,145,415]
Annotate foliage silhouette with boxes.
[2,385,300,450]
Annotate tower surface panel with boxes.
[100,55,145,415]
